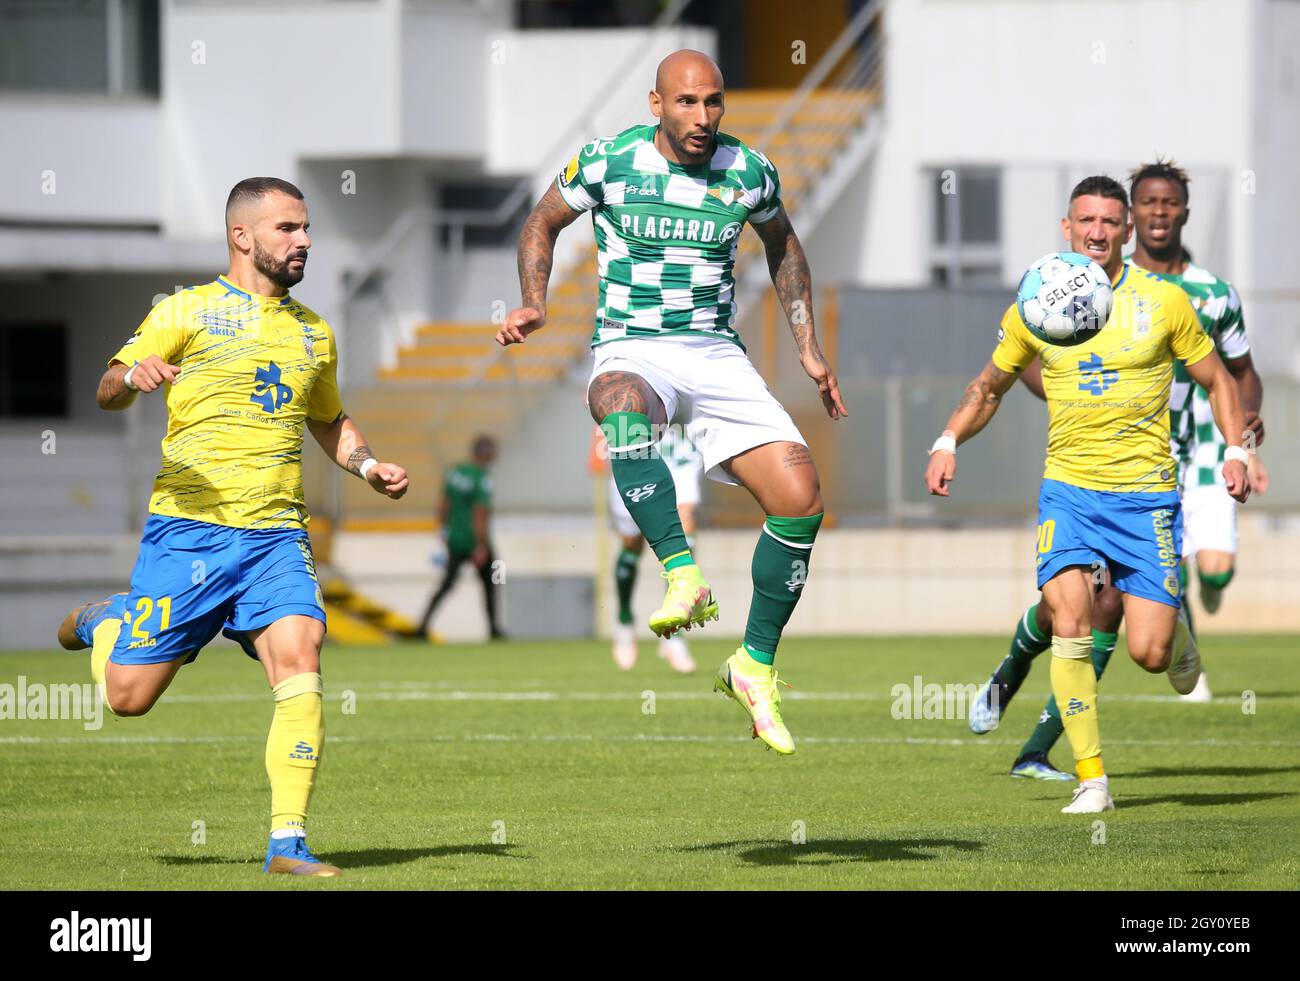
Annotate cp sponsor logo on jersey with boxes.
[250,361,294,413]
[625,483,657,503]
[1077,354,1118,396]
[718,221,743,244]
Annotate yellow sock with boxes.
[1050,635,1103,775]
[266,672,324,835]
[89,619,122,715]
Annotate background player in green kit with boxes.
[416,436,504,639]
[496,50,847,755]
[1131,161,1265,659]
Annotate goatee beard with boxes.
[253,241,305,289]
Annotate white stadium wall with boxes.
[1249,0,1300,378]
[0,98,160,225]
[328,521,1300,644]
[817,0,1263,298]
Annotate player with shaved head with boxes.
[498,50,847,756]
[89,177,409,876]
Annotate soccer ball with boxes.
[1015,251,1113,346]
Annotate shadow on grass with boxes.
[1116,791,1294,809]
[156,844,526,869]
[680,838,983,866]
[1119,765,1300,779]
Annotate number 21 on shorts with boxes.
[130,595,173,642]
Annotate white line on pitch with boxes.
[150,689,1291,705]
[2,733,1297,749]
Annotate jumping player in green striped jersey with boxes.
[968,161,1266,780]
[497,50,848,755]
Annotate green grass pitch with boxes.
[1,635,1296,889]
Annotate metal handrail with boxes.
[761,0,883,143]
[731,5,883,272]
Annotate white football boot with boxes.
[658,635,696,674]
[1166,606,1202,695]
[1061,778,1115,814]
[612,623,637,671]
[1179,671,1213,704]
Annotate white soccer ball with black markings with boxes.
[1016,251,1113,346]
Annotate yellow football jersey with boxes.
[109,277,345,530]
[992,264,1214,493]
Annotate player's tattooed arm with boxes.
[947,361,1019,443]
[926,361,1018,497]
[345,444,374,476]
[499,186,584,346]
[97,356,180,410]
[97,363,138,410]
[752,206,816,350]
[752,206,848,420]
[308,415,409,498]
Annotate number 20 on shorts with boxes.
[1036,519,1056,555]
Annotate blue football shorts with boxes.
[111,514,326,666]
[1035,478,1183,608]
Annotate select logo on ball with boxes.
[1016,251,1114,346]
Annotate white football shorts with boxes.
[1181,483,1238,558]
[587,334,806,486]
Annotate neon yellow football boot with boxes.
[713,649,795,755]
[648,565,719,638]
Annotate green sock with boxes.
[1199,568,1234,591]
[1019,627,1118,759]
[614,548,638,625]
[603,412,691,567]
[743,514,823,666]
[997,603,1051,691]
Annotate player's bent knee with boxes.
[104,683,160,717]
[1128,640,1171,673]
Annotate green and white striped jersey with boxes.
[1132,260,1250,489]
[555,123,783,349]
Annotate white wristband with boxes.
[123,363,139,391]
[929,434,957,455]
[1224,445,1250,465]
[358,457,379,480]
